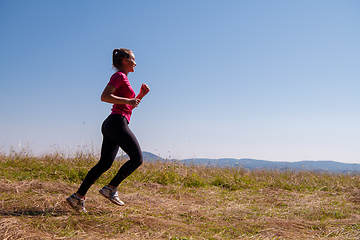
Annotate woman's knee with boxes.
[136,155,144,166]
[130,153,143,167]
[138,155,143,166]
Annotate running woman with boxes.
[66,48,150,212]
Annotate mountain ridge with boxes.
[141,151,360,172]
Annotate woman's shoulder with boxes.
[110,71,128,81]
[111,71,126,78]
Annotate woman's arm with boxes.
[101,85,140,107]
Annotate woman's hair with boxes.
[113,48,133,70]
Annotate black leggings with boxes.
[77,114,143,197]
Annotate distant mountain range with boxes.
[141,152,360,173]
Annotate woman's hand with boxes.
[127,98,141,107]
[136,83,150,100]
[140,83,150,96]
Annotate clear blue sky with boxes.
[1,0,359,163]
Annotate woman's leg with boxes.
[76,114,143,196]
[103,116,143,187]
[76,118,119,197]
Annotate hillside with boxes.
[142,151,360,172]
[1,152,360,239]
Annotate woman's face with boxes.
[126,53,136,72]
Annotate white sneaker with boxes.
[99,185,124,206]
[66,193,88,213]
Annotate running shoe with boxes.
[99,185,124,206]
[66,193,88,213]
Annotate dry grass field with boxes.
[1,151,360,239]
